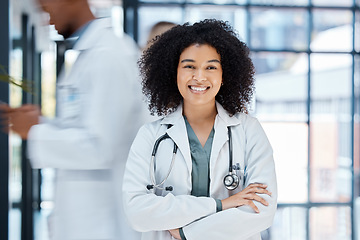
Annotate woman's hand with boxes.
[221,183,271,213]
[169,228,181,239]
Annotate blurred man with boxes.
[0,0,144,239]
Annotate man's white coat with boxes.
[28,19,144,240]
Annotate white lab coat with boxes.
[123,102,277,240]
[28,18,144,240]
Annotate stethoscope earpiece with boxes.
[147,184,173,191]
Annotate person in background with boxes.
[143,21,176,50]
[122,19,277,240]
[0,0,144,239]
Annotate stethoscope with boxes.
[146,126,240,192]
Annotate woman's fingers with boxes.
[222,183,272,212]
[244,183,272,196]
[243,193,269,206]
[234,183,271,211]
[247,200,260,213]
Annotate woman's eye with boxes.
[207,66,217,70]
[184,65,195,69]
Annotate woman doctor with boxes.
[123,19,277,240]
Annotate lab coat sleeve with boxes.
[123,124,218,232]
[181,117,277,239]
[27,47,140,169]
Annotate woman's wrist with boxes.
[215,199,223,212]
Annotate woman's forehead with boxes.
[180,44,220,59]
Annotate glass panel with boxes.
[253,52,308,74]
[261,122,308,203]
[37,46,57,240]
[310,54,352,202]
[355,56,360,239]
[9,49,23,108]
[9,209,21,240]
[9,3,23,240]
[311,10,352,52]
[355,55,360,197]
[253,52,308,121]
[250,0,308,5]
[9,48,23,231]
[312,0,353,7]
[184,6,247,42]
[140,0,183,2]
[41,46,57,118]
[188,0,246,3]
[250,8,308,51]
[184,5,236,22]
[310,207,351,240]
[34,208,52,240]
[310,167,352,202]
[138,6,182,49]
[269,207,307,240]
[356,12,360,52]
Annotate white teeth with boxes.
[190,86,207,91]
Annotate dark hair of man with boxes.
[139,19,255,116]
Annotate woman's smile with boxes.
[188,85,210,93]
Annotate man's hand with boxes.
[0,104,40,139]
[0,104,12,133]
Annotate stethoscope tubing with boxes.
[148,125,239,191]
[148,133,178,190]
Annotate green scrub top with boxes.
[180,117,222,240]
[184,116,214,197]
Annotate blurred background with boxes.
[0,0,359,239]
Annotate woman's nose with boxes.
[192,70,206,82]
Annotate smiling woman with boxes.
[123,19,278,240]
[140,19,255,117]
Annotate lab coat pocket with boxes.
[57,84,82,124]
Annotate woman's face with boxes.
[177,44,223,108]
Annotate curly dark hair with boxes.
[139,19,255,116]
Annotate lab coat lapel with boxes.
[210,103,242,171]
[161,105,192,174]
[210,115,228,171]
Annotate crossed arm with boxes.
[168,183,272,239]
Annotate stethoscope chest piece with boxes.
[223,173,239,191]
